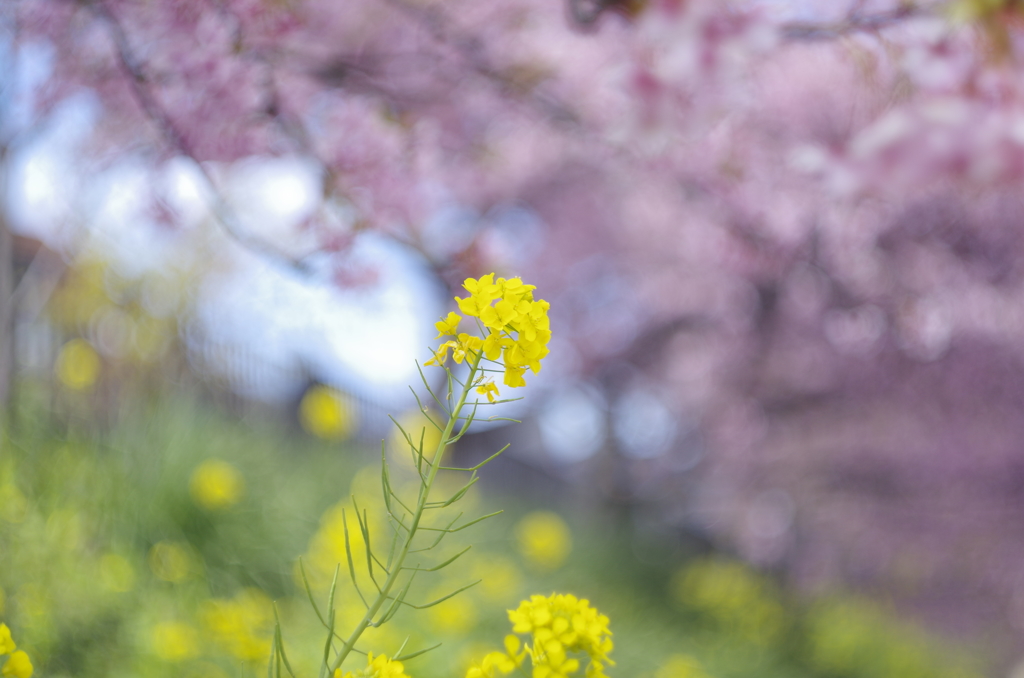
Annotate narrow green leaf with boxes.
[449,510,503,532]
[393,643,443,662]
[415,362,451,415]
[327,564,340,623]
[393,637,411,661]
[267,634,276,678]
[385,522,401,571]
[446,402,480,444]
[318,606,335,678]
[416,427,426,477]
[409,512,463,552]
[381,440,392,514]
[428,545,471,571]
[446,361,454,406]
[405,545,472,572]
[377,572,416,626]
[388,487,414,516]
[273,605,298,678]
[404,580,481,610]
[387,415,428,478]
[298,558,328,627]
[341,507,368,608]
[439,444,511,472]
[425,476,478,508]
[351,502,381,590]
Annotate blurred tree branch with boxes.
[780,3,923,41]
[88,0,316,276]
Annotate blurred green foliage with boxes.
[0,391,987,678]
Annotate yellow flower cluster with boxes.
[467,594,613,678]
[426,274,551,401]
[466,635,527,678]
[334,653,410,678]
[0,624,32,678]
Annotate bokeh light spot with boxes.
[99,553,136,593]
[149,541,199,583]
[514,511,572,571]
[55,338,100,391]
[151,621,200,661]
[189,459,245,511]
[299,385,355,440]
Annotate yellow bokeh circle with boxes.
[189,459,245,511]
[299,385,355,440]
[514,510,572,571]
[55,338,101,391]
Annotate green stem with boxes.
[329,352,482,674]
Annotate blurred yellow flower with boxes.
[670,557,785,646]
[0,627,30,678]
[149,541,199,583]
[1,650,32,678]
[427,584,478,635]
[300,385,356,440]
[335,652,410,678]
[465,636,524,678]
[99,553,136,592]
[0,624,14,654]
[655,654,712,678]
[473,556,523,602]
[55,338,101,391]
[201,589,273,663]
[514,511,572,571]
[151,621,200,661]
[189,459,245,510]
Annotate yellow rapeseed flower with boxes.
[334,652,411,678]
[467,594,613,678]
[189,459,245,510]
[507,594,613,678]
[1,650,31,678]
[475,380,500,403]
[429,274,551,400]
[435,311,462,337]
[465,635,526,678]
[0,624,15,655]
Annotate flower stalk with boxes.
[285,274,555,678]
[328,350,484,675]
